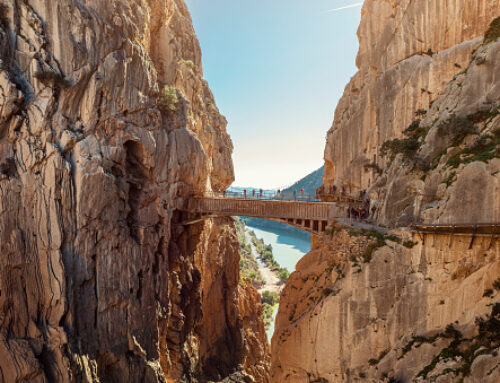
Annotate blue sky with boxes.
[185,0,363,188]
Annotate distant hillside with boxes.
[283,166,324,195]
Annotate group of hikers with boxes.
[347,189,378,222]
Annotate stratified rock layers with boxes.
[0,1,268,382]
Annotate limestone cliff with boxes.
[271,230,499,382]
[323,0,500,226]
[0,1,268,382]
[272,0,500,382]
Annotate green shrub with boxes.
[446,135,500,168]
[467,109,500,124]
[437,115,478,146]
[403,240,417,249]
[380,120,430,164]
[261,290,279,306]
[159,85,178,112]
[484,17,500,45]
[403,119,430,140]
[278,268,290,282]
[380,137,420,162]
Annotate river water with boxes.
[245,223,311,340]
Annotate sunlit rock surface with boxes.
[0,1,269,382]
[273,0,500,382]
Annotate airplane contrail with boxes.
[324,2,363,13]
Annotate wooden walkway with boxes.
[184,193,345,234]
[411,223,500,236]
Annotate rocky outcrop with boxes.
[271,230,500,382]
[0,1,268,382]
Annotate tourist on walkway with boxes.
[300,188,304,199]
[244,189,247,198]
[293,189,297,200]
[252,189,255,197]
[277,189,281,198]
[371,200,378,220]
[260,188,263,198]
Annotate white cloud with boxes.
[324,2,363,13]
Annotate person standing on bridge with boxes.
[277,189,281,198]
[244,189,247,198]
[300,188,304,199]
[260,188,263,198]
[293,189,297,200]
[252,189,255,197]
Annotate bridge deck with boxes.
[188,197,338,221]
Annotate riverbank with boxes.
[245,230,282,294]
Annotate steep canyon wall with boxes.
[0,1,269,382]
[273,0,500,382]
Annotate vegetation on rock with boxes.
[446,128,500,168]
[235,217,264,287]
[159,84,178,111]
[249,230,289,282]
[437,115,478,146]
[261,290,280,330]
[416,304,500,380]
[380,119,429,163]
[484,16,500,45]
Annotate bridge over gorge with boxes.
[181,190,500,237]
[182,191,364,234]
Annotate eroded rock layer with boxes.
[0,1,269,382]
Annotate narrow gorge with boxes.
[1,1,499,383]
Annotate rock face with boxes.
[0,1,269,382]
[271,230,500,382]
[323,0,500,226]
[272,0,500,382]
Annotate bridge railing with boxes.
[196,190,320,202]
